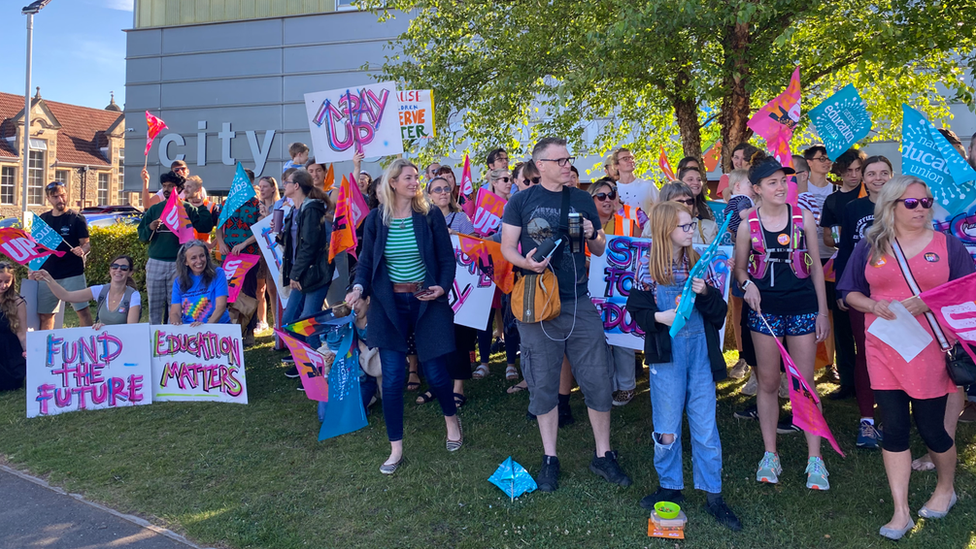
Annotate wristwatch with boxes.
[352,284,364,294]
[740,280,753,291]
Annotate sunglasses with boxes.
[429,186,451,194]
[46,182,65,190]
[677,221,698,233]
[594,191,617,202]
[495,176,511,183]
[110,263,131,272]
[898,197,934,210]
[674,198,695,206]
[523,177,541,186]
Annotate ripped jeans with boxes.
[647,281,723,493]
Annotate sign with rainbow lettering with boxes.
[449,235,495,330]
[150,324,248,404]
[809,84,873,161]
[304,82,404,162]
[397,90,435,140]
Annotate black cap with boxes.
[749,159,796,185]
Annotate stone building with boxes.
[0,89,132,221]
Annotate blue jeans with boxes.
[282,283,331,349]
[648,281,723,494]
[380,292,456,442]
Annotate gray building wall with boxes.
[124,10,410,193]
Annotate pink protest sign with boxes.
[348,172,369,228]
[160,191,195,244]
[920,272,976,363]
[275,329,330,401]
[471,187,507,237]
[0,227,63,266]
[222,253,260,303]
[747,66,801,205]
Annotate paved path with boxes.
[0,466,211,549]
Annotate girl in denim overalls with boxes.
[627,202,741,531]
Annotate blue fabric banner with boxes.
[318,321,368,441]
[27,212,65,271]
[216,162,257,231]
[902,104,976,216]
[808,84,873,161]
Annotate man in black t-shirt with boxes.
[36,181,92,330]
[501,137,631,493]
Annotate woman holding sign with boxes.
[0,263,27,392]
[30,255,142,328]
[345,159,461,475]
[170,241,230,326]
[839,176,973,540]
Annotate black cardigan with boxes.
[626,284,729,382]
[278,198,333,293]
[352,207,457,362]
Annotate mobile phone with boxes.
[414,289,434,298]
[532,238,563,263]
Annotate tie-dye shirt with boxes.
[171,268,231,324]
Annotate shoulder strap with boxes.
[93,284,110,324]
[550,187,572,266]
[748,209,764,253]
[891,238,951,350]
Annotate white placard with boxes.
[304,81,403,162]
[150,323,248,404]
[449,235,495,330]
[251,215,290,306]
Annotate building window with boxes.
[116,147,125,204]
[336,0,358,10]
[0,167,15,205]
[98,173,109,205]
[27,150,45,206]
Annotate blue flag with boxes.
[318,321,368,441]
[488,457,537,500]
[26,212,65,271]
[216,162,257,231]
[809,84,873,161]
[669,213,732,338]
[901,104,976,216]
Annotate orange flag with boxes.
[456,234,514,294]
[658,146,675,180]
[329,174,358,262]
[323,163,335,192]
[703,140,722,172]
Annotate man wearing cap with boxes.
[35,181,92,330]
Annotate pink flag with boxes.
[160,191,195,244]
[222,253,261,303]
[460,154,474,196]
[275,329,330,401]
[145,111,168,157]
[348,172,369,228]
[471,187,507,237]
[0,228,64,266]
[747,66,801,204]
[920,272,976,363]
[759,313,845,456]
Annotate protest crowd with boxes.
[2,96,976,542]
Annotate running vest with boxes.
[747,205,812,285]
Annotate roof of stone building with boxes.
[0,91,124,167]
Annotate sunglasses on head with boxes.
[110,263,131,272]
[898,197,934,210]
[523,177,541,186]
[46,182,65,191]
[595,191,617,201]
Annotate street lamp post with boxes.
[21,0,52,220]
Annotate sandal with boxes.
[454,393,467,408]
[416,391,435,404]
[505,364,519,381]
[912,454,936,472]
[472,364,490,379]
[406,371,421,391]
[507,381,527,394]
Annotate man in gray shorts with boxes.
[500,137,631,493]
[36,181,92,330]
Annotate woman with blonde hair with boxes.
[839,175,973,540]
[345,159,461,474]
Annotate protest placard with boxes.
[304,81,403,162]
[397,90,435,140]
[450,235,495,330]
[471,188,506,237]
[587,235,732,350]
[222,253,260,303]
[809,84,872,161]
[25,324,152,418]
[251,215,290,305]
[150,324,248,404]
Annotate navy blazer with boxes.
[354,207,457,361]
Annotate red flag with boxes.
[160,191,195,244]
[0,228,64,266]
[222,253,261,303]
[920,272,976,364]
[456,233,514,294]
[348,172,369,228]
[747,66,801,204]
[145,111,168,157]
[329,175,358,261]
[658,146,675,180]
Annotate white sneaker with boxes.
[779,373,790,399]
[255,321,270,332]
[729,359,749,379]
[741,370,758,396]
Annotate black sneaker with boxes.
[525,411,537,422]
[639,487,685,510]
[733,406,759,420]
[706,497,743,531]
[589,450,632,487]
[490,337,506,354]
[284,365,300,378]
[536,455,560,492]
[776,415,802,434]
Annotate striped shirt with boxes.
[385,217,427,283]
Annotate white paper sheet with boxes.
[867,301,933,362]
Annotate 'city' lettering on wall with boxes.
[158,121,276,176]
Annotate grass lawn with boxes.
[1,311,974,548]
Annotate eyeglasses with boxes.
[898,197,934,210]
[429,186,451,194]
[523,177,541,186]
[617,156,635,163]
[110,263,131,272]
[677,220,698,233]
[594,191,617,202]
[812,156,832,163]
[539,157,576,167]
[674,198,695,206]
[495,176,511,183]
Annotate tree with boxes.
[363,0,975,174]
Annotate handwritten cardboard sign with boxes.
[150,324,248,404]
[397,90,435,140]
[449,235,495,329]
[471,188,507,237]
[304,81,404,162]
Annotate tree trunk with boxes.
[719,21,753,172]
[671,68,703,166]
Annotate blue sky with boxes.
[0,0,132,110]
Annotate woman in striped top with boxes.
[346,159,461,475]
